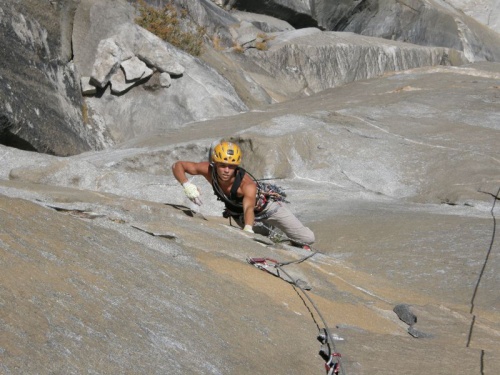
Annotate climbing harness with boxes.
[211,164,288,217]
[224,204,281,226]
[207,139,288,216]
[208,144,343,371]
[247,239,344,375]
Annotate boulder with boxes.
[90,38,134,88]
[143,72,163,91]
[159,72,172,88]
[85,24,180,95]
[81,76,97,95]
[121,56,153,81]
[109,69,136,94]
[116,24,185,76]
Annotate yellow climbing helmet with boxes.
[212,141,242,165]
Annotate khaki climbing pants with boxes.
[259,201,315,245]
[232,201,315,245]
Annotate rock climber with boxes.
[171,140,315,248]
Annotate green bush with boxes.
[135,0,205,56]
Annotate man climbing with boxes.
[171,140,315,248]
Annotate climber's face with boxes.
[216,163,237,182]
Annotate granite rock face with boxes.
[2,0,498,155]
[0,1,499,374]
[447,0,500,34]
[0,0,108,155]
[341,0,500,62]
[2,0,500,156]
[73,0,248,145]
[199,4,471,106]
[243,29,468,99]
[1,62,499,374]
[224,0,500,62]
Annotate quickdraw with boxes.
[246,257,282,279]
[325,353,341,375]
[255,181,289,210]
[318,328,342,375]
[247,257,279,267]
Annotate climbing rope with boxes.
[212,165,289,213]
[214,168,345,372]
[466,187,500,348]
[247,222,345,375]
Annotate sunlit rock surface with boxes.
[1,62,499,374]
[224,0,500,61]
[0,0,102,155]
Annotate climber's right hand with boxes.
[183,182,202,206]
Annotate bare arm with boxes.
[171,161,211,185]
[241,182,257,227]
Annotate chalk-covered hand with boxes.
[183,182,202,206]
[243,225,254,233]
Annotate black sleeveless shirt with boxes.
[211,166,247,214]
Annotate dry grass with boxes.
[134,0,205,56]
[81,102,89,125]
[212,34,224,51]
[254,41,268,51]
[232,43,245,53]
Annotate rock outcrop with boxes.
[73,0,248,145]
[342,0,500,62]
[223,0,500,62]
[447,0,500,34]
[0,0,107,155]
[242,29,468,100]
[3,0,499,155]
[199,5,470,105]
[86,24,184,94]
